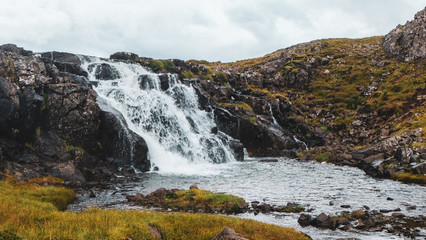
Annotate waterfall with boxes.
[268,103,279,126]
[80,57,237,175]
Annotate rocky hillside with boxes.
[0,46,150,184]
[143,8,425,183]
[0,8,424,185]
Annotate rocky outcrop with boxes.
[299,209,426,239]
[384,7,426,61]
[0,44,150,183]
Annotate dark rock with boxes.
[0,44,33,56]
[387,197,394,201]
[298,214,312,227]
[110,52,139,61]
[312,212,336,229]
[87,63,121,80]
[340,205,351,208]
[138,75,156,90]
[158,74,169,91]
[189,185,198,190]
[44,83,101,154]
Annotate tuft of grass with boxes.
[248,116,257,123]
[181,70,195,79]
[314,152,330,162]
[395,173,426,184]
[219,102,253,112]
[149,59,175,70]
[0,179,309,240]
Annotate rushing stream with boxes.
[73,58,425,240]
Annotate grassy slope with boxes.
[206,37,425,137]
[0,179,309,240]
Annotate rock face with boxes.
[384,7,426,61]
[0,44,150,183]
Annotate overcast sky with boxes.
[1,0,425,62]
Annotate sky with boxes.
[0,0,425,62]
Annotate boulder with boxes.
[211,228,249,240]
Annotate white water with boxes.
[80,58,236,175]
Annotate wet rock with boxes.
[87,63,121,80]
[311,213,336,229]
[340,205,351,208]
[298,214,312,227]
[99,110,149,171]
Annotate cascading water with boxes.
[80,57,237,175]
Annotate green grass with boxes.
[0,179,309,240]
[219,102,253,112]
[181,70,195,79]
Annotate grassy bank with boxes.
[0,179,309,240]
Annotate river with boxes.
[69,158,425,240]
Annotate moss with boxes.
[41,93,48,111]
[35,127,41,137]
[314,152,330,162]
[181,70,194,79]
[395,173,426,184]
[248,116,257,123]
[149,59,175,70]
[219,102,253,112]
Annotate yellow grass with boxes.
[0,179,309,240]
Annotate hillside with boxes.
[146,7,425,183]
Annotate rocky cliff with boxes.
[0,46,150,184]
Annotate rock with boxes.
[392,212,406,218]
[384,7,426,61]
[211,228,249,240]
[0,44,32,56]
[110,52,139,61]
[351,210,366,219]
[312,213,336,229]
[87,63,121,80]
[340,205,351,208]
[50,161,85,185]
[189,185,198,190]
[148,224,163,240]
[98,110,150,171]
[45,83,101,154]
[298,214,312,227]
[387,197,394,201]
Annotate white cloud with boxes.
[0,0,425,62]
